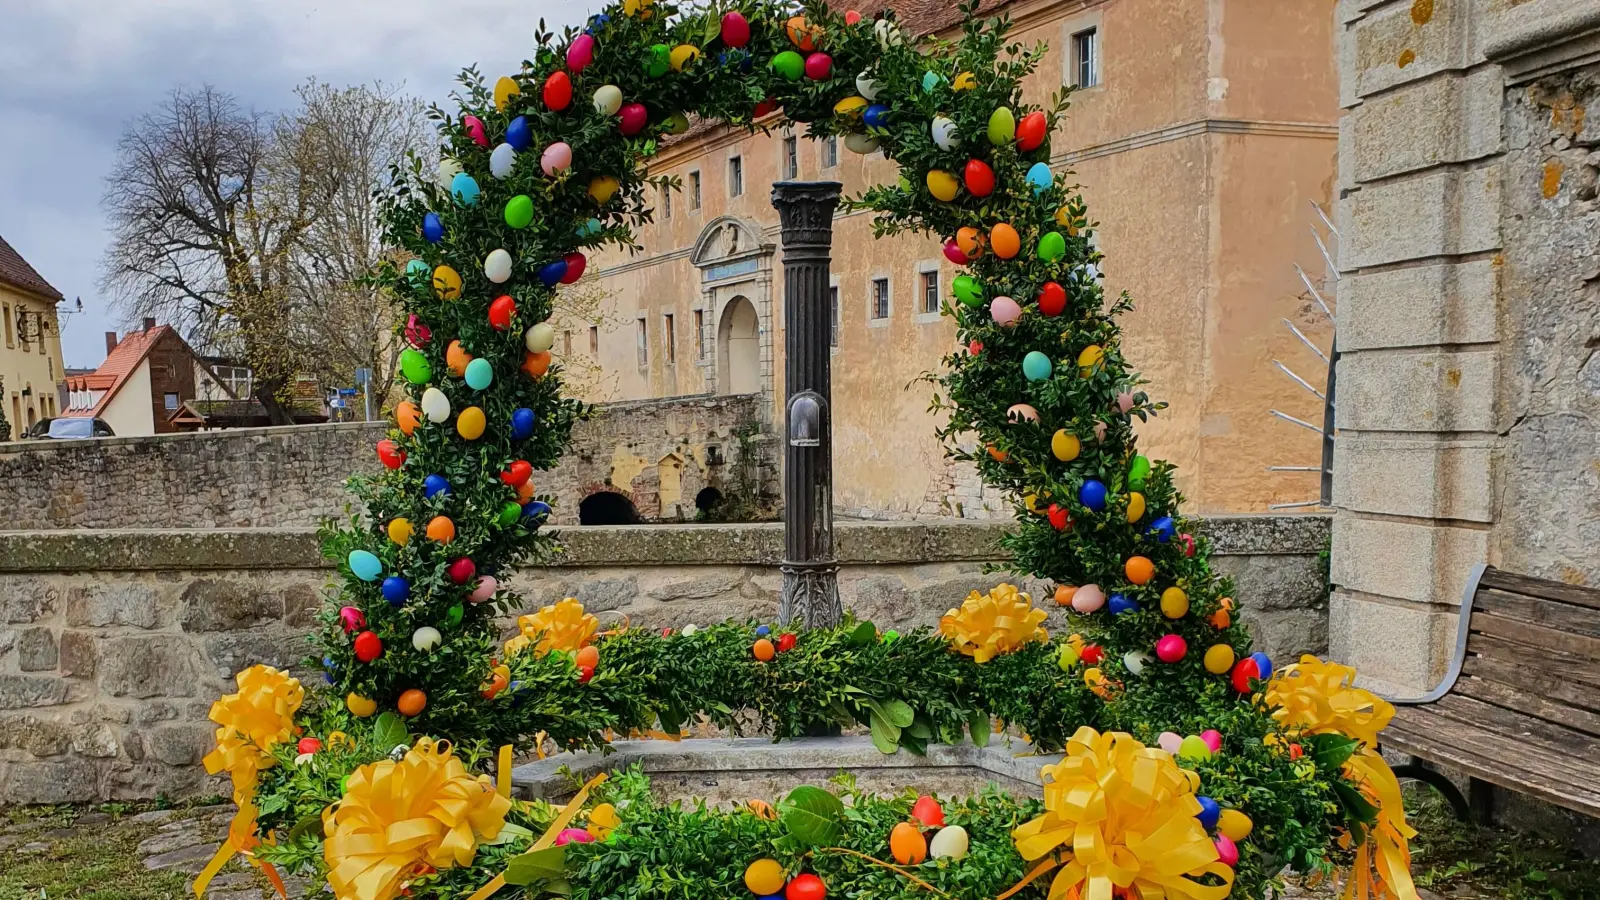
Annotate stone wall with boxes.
[0,515,1326,804]
[0,393,775,530]
[1332,0,1600,693]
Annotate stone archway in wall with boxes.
[691,216,772,404]
[718,297,760,395]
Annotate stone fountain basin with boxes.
[510,736,1055,805]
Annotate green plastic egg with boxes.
[1179,735,1213,761]
[504,195,534,229]
[986,107,1016,146]
[498,502,522,527]
[400,349,432,385]
[446,604,464,627]
[1128,455,1151,490]
[647,44,671,77]
[952,275,984,306]
[771,51,805,81]
[1038,231,1067,261]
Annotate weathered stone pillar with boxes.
[771,180,843,629]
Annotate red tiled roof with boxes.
[63,325,173,418]
[0,234,64,301]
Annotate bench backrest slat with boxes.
[1479,567,1600,612]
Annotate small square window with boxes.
[829,286,840,346]
[163,392,179,411]
[636,318,649,368]
[920,271,940,314]
[663,313,676,364]
[1073,28,1099,88]
[690,171,702,209]
[728,156,743,197]
[822,135,838,169]
[783,136,798,180]
[871,278,890,320]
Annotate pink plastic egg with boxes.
[943,240,969,265]
[1158,731,1183,754]
[804,52,833,80]
[1200,729,1223,753]
[463,115,488,147]
[555,828,595,846]
[845,10,862,25]
[618,102,648,136]
[1071,583,1105,613]
[1156,634,1188,663]
[1006,403,1038,423]
[1215,834,1239,866]
[541,142,572,175]
[990,295,1022,326]
[567,34,596,73]
[339,606,366,633]
[469,576,498,603]
[1117,391,1135,413]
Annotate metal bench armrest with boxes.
[1378,563,1485,706]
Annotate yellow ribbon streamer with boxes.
[504,598,599,657]
[497,745,513,799]
[466,771,609,900]
[939,584,1049,663]
[1011,727,1235,900]
[1265,657,1419,900]
[322,738,513,900]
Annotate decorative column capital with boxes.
[771,181,843,255]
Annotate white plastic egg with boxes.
[420,387,451,423]
[593,84,623,116]
[929,825,970,861]
[525,322,556,353]
[874,19,903,49]
[437,157,463,187]
[931,116,960,150]
[489,143,517,180]
[844,132,880,154]
[855,72,883,102]
[484,248,513,284]
[412,626,442,652]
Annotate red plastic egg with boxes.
[297,737,322,755]
[1037,281,1067,317]
[753,97,779,118]
[376,439,405,469]
[1047,504,1071,531]
[943,240,969,265]
[501,460,533,488]
[786,874,826,900]
[339,606,366,633]
[1156,634,1188,663]
[777,632,797,652]
[963,159,996,197]
[561,252,587,283]
[1180,533,1196,557]
[1080,644,1105,666]
[448,557,477,585]
[489,295,517,331]
[721,11,751,46]
[968,340,983,355]
[1016,111,1048,152]
[543,71,573,111]
[578,664,595,683]
[353,631,383,663]
[804,52,833,80]
[619,102,648,136]
[910,795,945,828]
[845,9,862,24]
[1232,657,1261,693]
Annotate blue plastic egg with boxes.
[1027,162,1054,193]
[424,474,451,498]
[585,13,609,33]
[538,259,569,287]
[755,625,771,637]
[381,576,410,606]
[1022,351,1053,382]
[1249,651,1273,680]
[323,656,338,673]
[347,550,383,582]
[524,500,552,522]
[511,407,536,440]
[1079,479,1108,512]
[450,172,480,206]
[1196,796,1221,831]
[1149,515,1176,543]
[1108,593,1138,615]
[422,212,445,243]
[863,104,891,129]
[405,259,429,279]
[464,358,494,390]
[323,671,335,685]
[505,115,532,151]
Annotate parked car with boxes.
[23,417,54,439]
[38,417,115,439]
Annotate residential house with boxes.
[0,234,68,437]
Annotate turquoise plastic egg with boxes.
[464,358,494,390]
[1027,162,1054,193]
[1022,351,1053,382]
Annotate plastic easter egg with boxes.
[1196,796,1221,831]
[955,226,984,259]
[929,825,969,861]
[1051,430,1080,461]
[567,33,595,72]
[1249,652,1274,680]
[489,142,517,180]
[1149,515,1177,543]
[538,259,569,287]
[593,84,623,116]
[1123,651,1148,676]
[523,351,552,378]
[875,18,903,48]
[1232,657,1262,693]
[1125,557,1154,588]
[496,502,521,527]
[432,265,462,300]
[555,828,594,847]
[446,340,473,377]
[844,132,880,154]
[1125,492,1146,522]
[1155,633,1187,663]
[1218,810,1254,842]
[1201,729,1224,753]
[1128,454,1152,489]
[1161,587,1190,619]
[855,72,883,101]
[543,71,573,111]
[353,630,383,663]
[1027,162,1054,193]
[1215,834,1239,867]
[1072,583,1106,613]
[412,626,442,652]
[1080,643,1105,665]
[347,693,377,718]
[987,107,1016,145]
[297,737,322,755]
[786,15,823,50]
[1078,479,1107,511]
[381,576,410,606]
[910,795,944,827]
[943,240,968,265]
[510,407,536,440]
[489,295,517,331]
[989,223,1020,259]
[989,295,1022,326]
[504,194,534,229]
[621,0,652,18]
[464,358,493,391]
[481,248,512,284]
[753,638,776,661]
[522,323,555,355]
[1158,732,1184,754]
[493,76,520,112]
[348,550,382,582]
[426,515,456,544]
[589,176,620,204]
[670,44,700,71]
[1078,344,1104,375]
[503,115,532,153]
[1058,642,1080,670]
[396,689,426,717]
[400,349,431,386]
[925,169,960,202]
[720,11,751,46]
[1022,351,1053,381]
[1047,503,1071,531]
[890,821,927,865]
[562,252,587,284]
[395,401,420,437]
[745,859,786,896]
[420,388,450,424]
[422,212,444,243]
[772,50,805,80]
[538,141,573,176]
[405,259,429,281]
[833,96,868,120]
[462,115,488,147]
[423,474,450,498]
[437,158,463,189]
[618,103,648,136]
[862,104,891,129]
[805,52,833,80]
[952,275,983,306]
[524,500,552,523]
[931,116,960,150]
[447,558,476,585]
[1038,231,1067,261]
[339,606,366,633]
[1016,110,1048,151]
[963,159,995,197]
[376,439,405,469]
[1108,593,1138,615]
[1006,404,1037,423]
[450,172,480,207]
[575,216,600,238]
[1204,644,1236,675]
[574,645,600,670]
[456,406,486,440]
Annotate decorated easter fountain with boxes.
[195,2,1419,899]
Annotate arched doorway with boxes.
[718,296,759,395]
[579,491,641,525]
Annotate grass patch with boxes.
[1406,785,1600,900]
[0,823,191,900]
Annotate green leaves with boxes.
[504,845,571,894]
[779,785,844,847]
[372,711,409,751]
[1305,732,1361,771]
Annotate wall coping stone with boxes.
[0,421,384,456]
[1482,0,1600,82]
[0,515,1328,572]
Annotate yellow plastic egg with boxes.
[1051,430,1081,462]
[1218,809,1254,842]
[387,517,413,546]
[952,71,977,91]
[1204,644,1236,674]
[623,0,654,16]
[432,265,463,300]
[1084,667,1103,688]
[588,802,621,839]
[1077,345,1104,376]
[834,96,869,118]
[1160,587,1190,619]
[494,76,521,112]
[1023,493,1044,513]
[589,176,620,204]
[456,406,487,440]
[669,44,700,71]
[926,169,960,202]
[346,693,377,718]
[1125,492,1146,523]
[744,859,787,896]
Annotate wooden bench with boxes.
[1379,564,1600,822]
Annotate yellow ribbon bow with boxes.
[322,738,513,900]
[194,665,304,898]
[504,597,599,657]
[1011,727,1235,900]
[1265,657,1419,900]
[940,583,1049,663]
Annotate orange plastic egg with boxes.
[397,689,427,717]
[516,481,537,503]
[753,638,776,661]
[447,340,473,377]
[786,15,823,51]
[396,401,420,437]
[1054,585,1077,607]
[986,444,1009,462]
[955,226,985,259]
[989,223,1021,259]
[575,645,600,669]
[1125,556,1154,585]
[889,821,928,865]
[522,351,552,378]
[426,515,456,544]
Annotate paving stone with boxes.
[143,841,224,872]
[127,807,183,825]
[17,840,50,854]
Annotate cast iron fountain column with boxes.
[772,180,843,629]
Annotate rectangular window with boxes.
[783,136,798,180]
[636,317,648,367]
[822,135,838,169]
[728,155,743,197]
[588,325,599,356]
[871,278,890,320]
[1074,28,1099,88]
[3,303,12,348]
[164,392,179,411]
[690,171,702,209]
[661,184,672,218]
[563,330,573,356]
[663,313,676,364]
[921,270,940,314]
[694,310,706,359]
[829,286,840,347]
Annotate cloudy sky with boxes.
[0,0,604,368]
